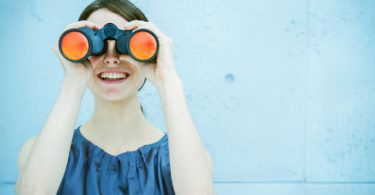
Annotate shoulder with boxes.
[17,135,38,173]
[155,132,170,166]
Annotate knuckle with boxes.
[64,22,79,30]
[86,21,97,27]
[64,20,96,31]
[148,22,157,29]
[64,24,72,30]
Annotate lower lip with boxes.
[98,76,129,84]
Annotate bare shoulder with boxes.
[17,135,38,173]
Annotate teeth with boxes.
[100,72,128,79]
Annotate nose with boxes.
[103,40,120,65]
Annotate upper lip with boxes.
[96,69,131,77]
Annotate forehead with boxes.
[86,8,129,29]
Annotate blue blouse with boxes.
[57,125,175,195]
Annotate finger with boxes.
[64,20,99,31]
[124,20,163,37]
[67,20,99,29]
[131,25,172,48]
[124,20,148,30]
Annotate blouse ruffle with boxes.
[57,125,175,195]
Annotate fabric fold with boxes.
[56,125,175,195]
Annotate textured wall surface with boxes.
[0,0,374,194]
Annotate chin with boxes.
[96,89,137,102]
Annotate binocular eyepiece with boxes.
[58,23,159,63]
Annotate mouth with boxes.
[96,70,130,84]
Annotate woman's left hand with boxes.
[120,20,179,90]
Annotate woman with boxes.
[15,0,214,194]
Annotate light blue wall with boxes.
[0,0,374,194]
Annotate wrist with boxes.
[156,71,184,101]
[62,76,87,95]
[64,74,88,84]
[156,70,182,91]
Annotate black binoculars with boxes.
[58,23,159,63]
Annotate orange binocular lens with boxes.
[129,31,158,61]
[60,31,90,61]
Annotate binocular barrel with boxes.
[58,23,159,63]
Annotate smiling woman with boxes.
[15,0,214,195]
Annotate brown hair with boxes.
[79,0,148,114]
[78,0,148,22]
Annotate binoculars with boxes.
[58,23,159,63]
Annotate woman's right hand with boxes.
[53,21,99,84]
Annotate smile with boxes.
[97,70,130,84]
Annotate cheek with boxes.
[87,75,96,91]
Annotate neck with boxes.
[86,94,151,141]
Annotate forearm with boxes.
[158,72,213,194]
[16,77,86,195]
